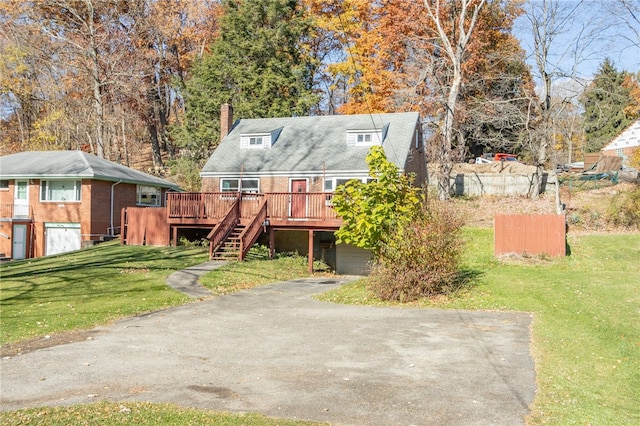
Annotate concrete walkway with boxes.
[165,260,228,298]
[1,272,536,425]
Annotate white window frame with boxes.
[324,177,375,192]
[0,180,8,191]
[241,133,271,149]
[220,178,260,193]
[249,136,264,147]
[347,130,383,147]
[137,185,161,206]
[40,180,81,202]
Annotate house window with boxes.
[241,134,271,149]
[40,180,81,202]
[357,134,371,144]
[616,148,624,157]
[0,180,8,190]
[221,178,260,193]
[137,185,161,206]
[324,177,374,192]
[347,130,383,147]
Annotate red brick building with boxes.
[0,151,178,260]
[166,107,427,275]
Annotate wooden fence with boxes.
[494,214,566,257]
[121,207,169,246]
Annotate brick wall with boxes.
[1,178,166,258]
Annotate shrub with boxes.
[607,186,640,229]
[369,201,465,302]
[178,236,209,247]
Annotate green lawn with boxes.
[318,229,640,425]
[0,241,209,346]
[0,401,325,426]
[2,232,638,425]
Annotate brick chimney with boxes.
[220,103,233,141]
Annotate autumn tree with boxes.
[306,0,422,114]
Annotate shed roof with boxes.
[0,151,179,189]
[201,112,420,176]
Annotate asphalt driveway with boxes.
[1,277,535,425]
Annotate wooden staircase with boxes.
[211,224,245,260]
[208,196,268,262]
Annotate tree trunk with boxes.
[87,1,105,158]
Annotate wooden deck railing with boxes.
[239,197,268,260]
[167,192,338,223]
[167,192,239,220]
[266,192,338,221]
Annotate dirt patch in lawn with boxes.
[1,329,106,358]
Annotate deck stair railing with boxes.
[207,198,240,258]
[238,197,268,260]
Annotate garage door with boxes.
[45,223,81,256]
[336,243,372,275]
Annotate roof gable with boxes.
[0,151,179,189]
[201,112,420,176]
[603,120,640,151]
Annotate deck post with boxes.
[308,230,314,274]
[269,227,275,259]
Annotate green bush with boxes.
[607,186,640,229]
[370,201,465,302]
[178,236,209,247]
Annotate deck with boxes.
[166,192,342,229]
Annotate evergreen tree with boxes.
[581,58,634,152]
[173,0,319,160]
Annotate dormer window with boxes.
[347,128,385,147]
[249,136,264,147]
[357,134,372,144]
[241,133,271,149]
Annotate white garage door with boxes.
[336,243,373,276]
[45,223,81,256]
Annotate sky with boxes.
[513,0,640,91]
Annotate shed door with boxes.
[45,223,81,256]
[290,179,307,219]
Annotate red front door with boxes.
[291,179,307,218]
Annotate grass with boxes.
[2,233,638,425]
[0,402,325,426]
[1,243,328,425]
[0,240,209,346]
[200,246,332,296]
[318,228,640,425]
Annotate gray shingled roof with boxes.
[201,112,420,176]
[0,151,180,189]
